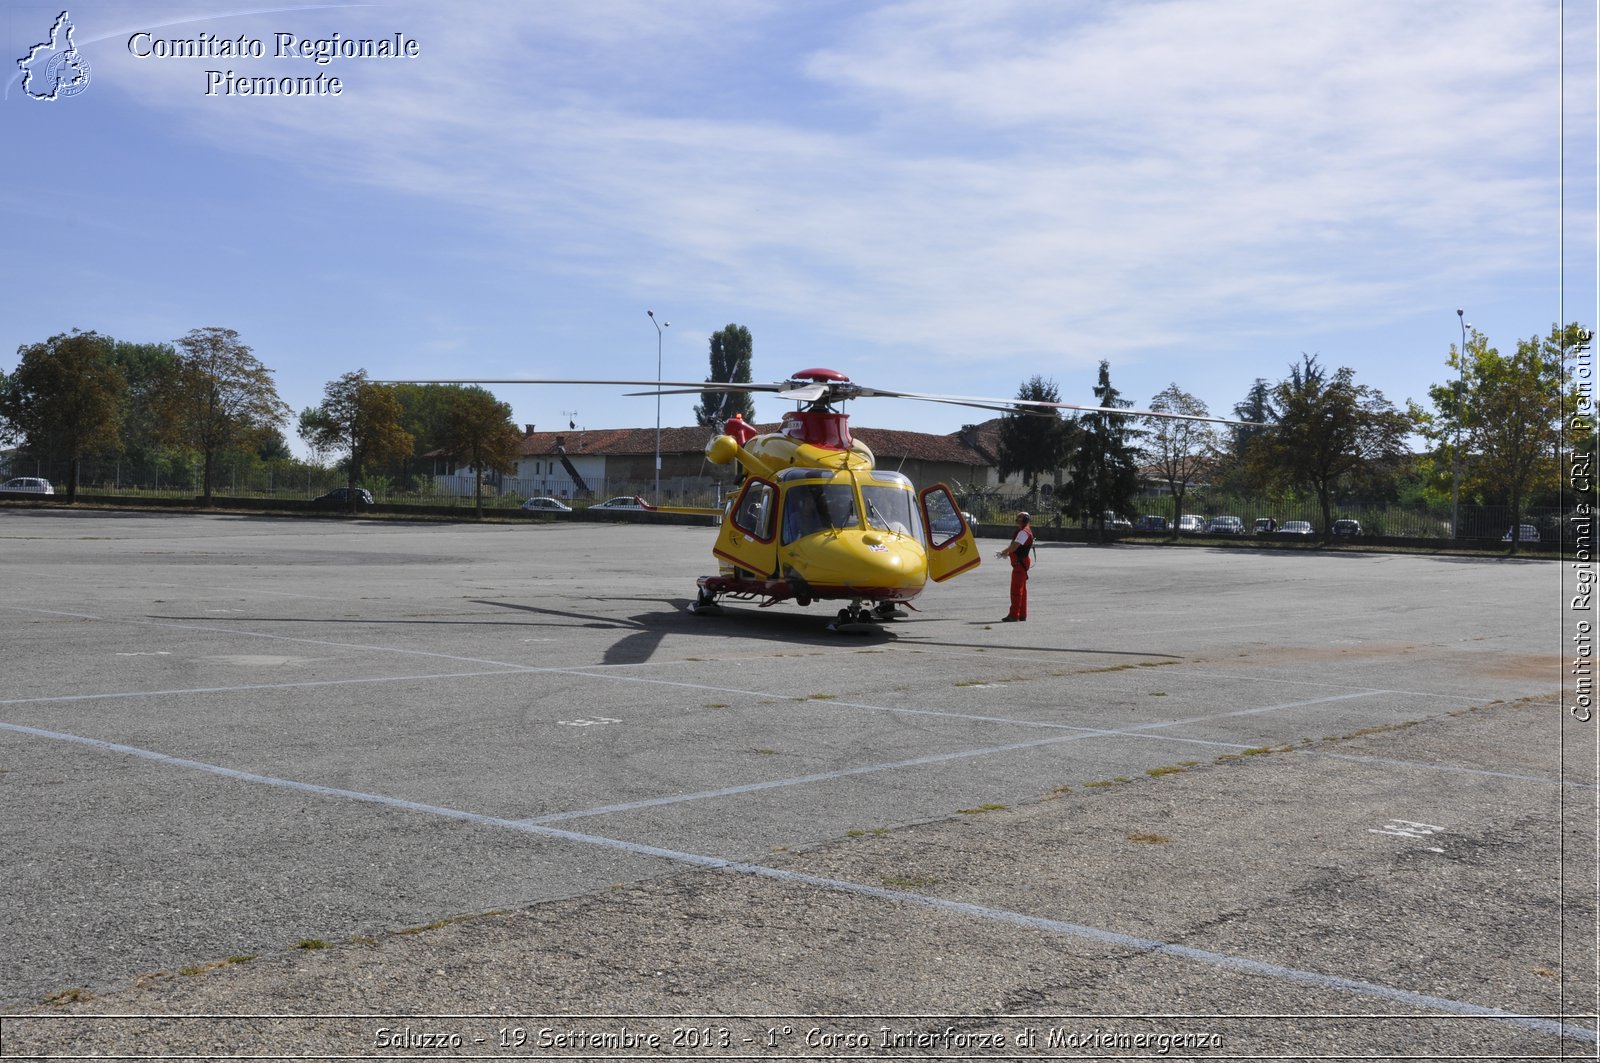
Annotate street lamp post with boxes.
[1454,309,1467,540]
[647,310,668,503]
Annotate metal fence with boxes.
[5,454,1581,540]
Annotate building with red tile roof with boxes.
[435,418,1044,505]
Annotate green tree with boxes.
[109,340,184,486]
[437,386,523,516]
[1415,322,1584,551]
[1062,361,1142,539]
[996,375,1075,506]
[695,324,757,428]
[387,382,462,490]
[1,330,127,502]
[1249,354,1412,540]
[1210,378,1275,495]
[298,370,413,509]
[170,327,291,505]
[1142,384,1218,535]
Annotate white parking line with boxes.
[0,717,1590,1047]
[2,604,1583,806]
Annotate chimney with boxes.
[524,424,536,436]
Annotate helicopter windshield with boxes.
[861,483,921,541]
[781,483,858,544]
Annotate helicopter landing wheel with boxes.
[691,587,723,616]
[873,601,908,621]
[829,602,879,634]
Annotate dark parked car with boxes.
[1253,517,1277,535]
[1331,519,1362,539]
[311,487,374,509]
[1206,515,1245,536]
[1134,515,1168,532]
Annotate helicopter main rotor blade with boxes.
[840,387,1259,426]
[775,383,830,402]
[377,377,1260,426]
[379,377,786,391]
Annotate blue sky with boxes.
[4,1,1595,455]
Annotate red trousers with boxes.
[1008,561,1029,619]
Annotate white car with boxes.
[1206,515,1245,535]
[590,496,646,510]
[520,497,572,512]
[1,477,54,495]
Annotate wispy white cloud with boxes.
[30,0,1592,417]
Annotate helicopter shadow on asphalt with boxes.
[471,596,890,666]
[470,598,1181,668]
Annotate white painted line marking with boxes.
[2,605,1587,805]
[1369,820,1444,840]
[0,717,1590,1047]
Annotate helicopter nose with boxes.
[786,530,927,595]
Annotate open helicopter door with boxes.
[918,484,981,583]
[712,477,780,578]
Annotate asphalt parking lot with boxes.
[0,508,1593,1058]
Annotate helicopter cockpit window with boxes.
[781,483,858,544]
[923,489,964,549]
[861,484,920,541]
[732,481,775,541]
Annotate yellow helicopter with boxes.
[395,366,1242,631]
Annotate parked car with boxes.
[0,477,54,495]
[1253,517,1277,535]
[1206,515,1245,535]
[310,487,373,509]
[1277,520,1315,538]
[521,497,573,512]
[1331,519,1363,539]
[932,510,978,535]
[591,495,646,510]
[1502,524,1540,542]
[1134,515,1168,532]
[1101,511,1133,529]
[1177,514,1208,535]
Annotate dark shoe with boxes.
[1018,616,1027,621]
[1001,615,1019,622]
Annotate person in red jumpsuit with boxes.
[995,511,1034,621]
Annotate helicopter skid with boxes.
[696,574,913,610]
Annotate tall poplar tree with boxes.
[695,324,756,428]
